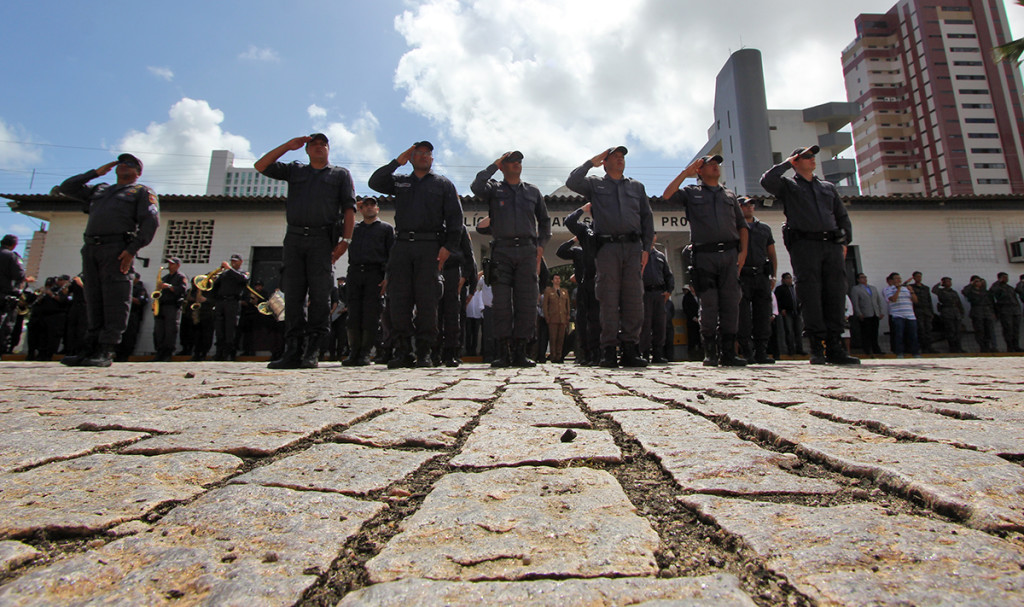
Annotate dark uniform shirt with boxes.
[643,248,674,291]
[931,285,963,319]
[743,218,774,271]
[259,162,356,230]
[349,219,396,266]
[443,227,478,292]
[210,268,248,300]
[760,163,852,239]
[908,283,934,317]
[57,170,159,255]
[160,271,188,306]
[563,208,598,283]
[566,162,654,250]
[470,165,551,248]
[669,184,747,245]
[961,285,995,318]
[368,160,464,251]
[0,248,25,296]
[991,281,1022,312]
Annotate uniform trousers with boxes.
[970,313,996,352]
[214,299,241,355]
[282,232,334,343]
[577,281,600,356]
[595,241,643,347]
[940,315,963,352]
[346,266,385,335]
[153,306,181,354]
[438,264,463,348]
[692,248,741,342]
[388,240,441,345]
[640,290,667,354]
[996,308,1021,351]
[737,270,772,352]
[490,243,538,341]
[81,242,132,348]
[0,297,17,353]
[787,238,847,337]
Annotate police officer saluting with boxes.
[662,154,749,367]
[256,133,356,369]
[57,154,159,367]
[761,145,859,365]
[472,151,550,368]
[566,146,653,368]
[369,141,463,368]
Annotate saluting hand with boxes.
[95,161,118,176]
[681,157,705,179]
[286,136,312,151]
[396,145,416,166]
[495,152,510,167]
[590,149,611,167]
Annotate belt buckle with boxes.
[302,226,312,236]
[88,236,102,245]
[716,242,726,253]
[406,231,417,241]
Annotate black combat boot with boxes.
[353,330,374,366]
[619,342,648,367]
[752,340,775,364]
[443,346,461,367]
[268,338,303,369]
[343,330,362,367]
[300,336,321,369]
[414,341,433,368]
[598,345,619,368]
[388,338,415,369]
[825,334,861,365]
[809,335,828,365]
[491,339,511,368]
[79,346,114,368]
[719,335,748,367]
[61,340,96,367]
[511,340,537,368]
[702,340,719,367]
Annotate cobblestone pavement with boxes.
[1,358,1023,606]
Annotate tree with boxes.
[994,1,1024,65]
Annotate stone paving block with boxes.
[0,485,384,606]
[585,395,667,413]
[574,385,631,399]
[338,574,757,606]
[486,392,591,428]
[0,540,40,572]
[610,410,842,496]
[425,381,500,402]
[450,423,621,468]
[800,440,1024,531]
[0,429,148,474]
[682,495,1024,607]
[120,401,383,456]
[0,452,242,537]
[365,466,660,582]
[231,443,439,495]
[792,400,1024,456]
[339,401,482,448]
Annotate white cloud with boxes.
[0,118,43,168]
[239,45,281,63]
[390,0,909,190]
[147,66,174,81]
[307,104,327,119]
[116,98,253,195]
[316,109,391,188]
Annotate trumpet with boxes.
[245,284,265,301]
[152,265,165,316]
[193,265,226,291]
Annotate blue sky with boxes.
[2,0,1022,254]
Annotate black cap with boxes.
[504,150,524,163]
[230,254,243,261]
[737,196,755,206]
[165,257,181,265]
[117,153,143,174]
[701,154,724,165]
[309,133,329,145]
[607,145,628,157]
[413,140,434,151]
[58,274,70,281]
[792,145,820,158]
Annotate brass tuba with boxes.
[151,266,165,316]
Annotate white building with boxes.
[206,150,288,197]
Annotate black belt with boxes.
[396,230,442,242]
[84,233,128,245]
[740,266,761,275]
[286,225,331,236]
[595,233,640,244]
[692,240,739,253]
[793,229,838,242]
[493,236,537,247]
[644,284,666,292]
[350,263,385,271]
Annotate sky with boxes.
[2,0,1023,254]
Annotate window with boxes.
[944,19,974,24]
[962,103,993,109]
[971,148,1002,153]
[968,133,999,139]
[978,178,1009,184]
[947,33,977,39]
[163,220,214,265]
[958,89,989,94]
[955,75,986,80]
[975,163,1006,169]
[950,47,980,52]
[953,61,983,66]
[965,118,996,123]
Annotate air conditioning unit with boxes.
[1007,237,1024,263]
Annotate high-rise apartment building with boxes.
[206,150,287,197]
[843,0,1024,196]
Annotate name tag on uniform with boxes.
[395,183,411,189]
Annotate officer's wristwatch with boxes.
[341,237,352,244]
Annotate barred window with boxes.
[163,219,214,265]
[948,217,996,263]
